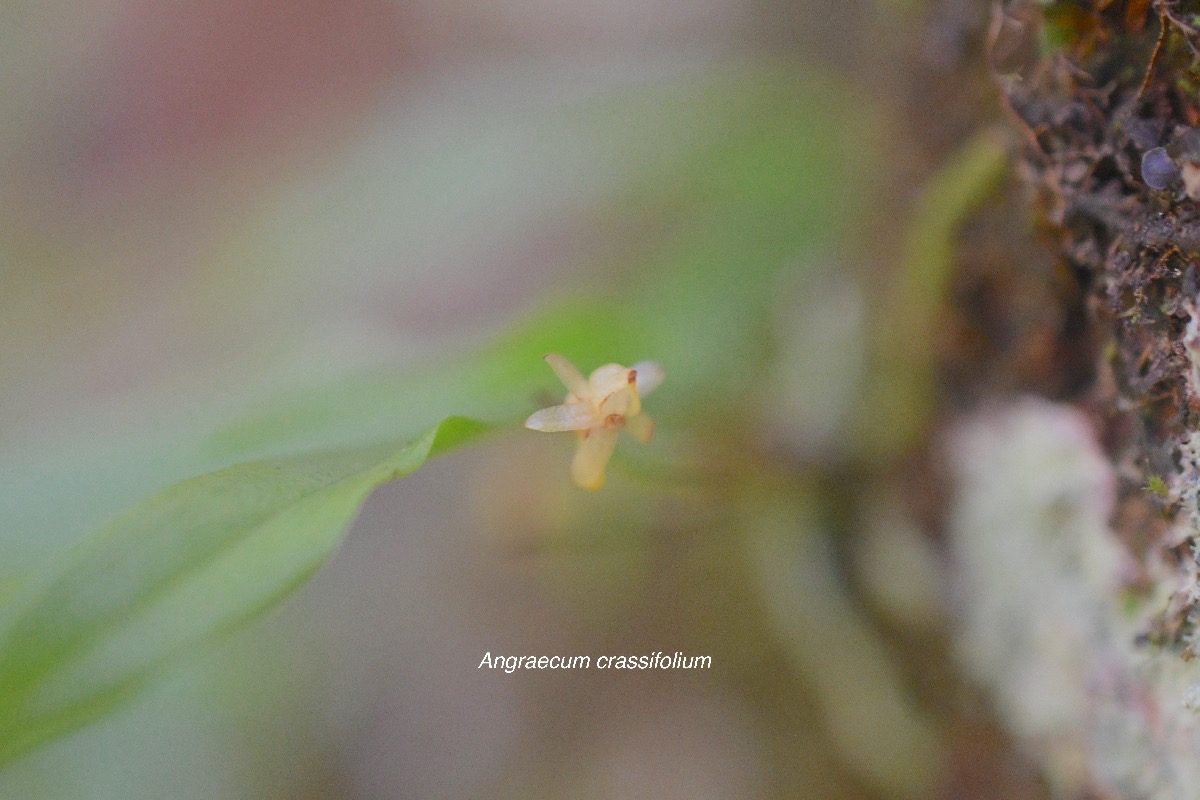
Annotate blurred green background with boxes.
[0,1,1034,798]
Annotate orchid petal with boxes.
[524,403,598,432]
[589,365,633,402]
[544,353,590,398]
[631,361,664,396]
[624,413,654,443]
[571,428,618,490]
[600,385,639,417]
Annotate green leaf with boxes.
[0,416,488,768]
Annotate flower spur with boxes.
[524,353,664,490]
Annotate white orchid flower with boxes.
[524,353,664,490]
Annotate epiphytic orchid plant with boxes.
[0,63,872,775]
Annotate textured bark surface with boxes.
[940,3,1200,797]
[1000,0,1198,568]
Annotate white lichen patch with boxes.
[948,399,1200,799]
[1176,301,1200,536]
